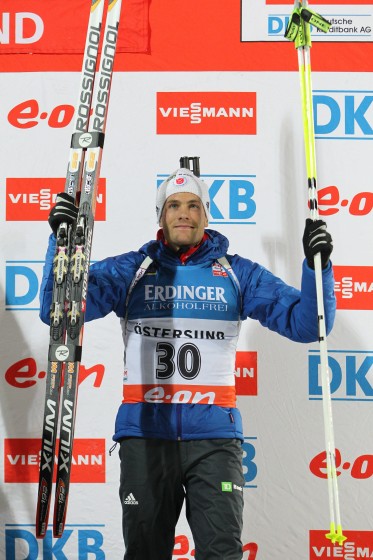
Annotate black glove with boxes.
[48,192,78,235]
[302,218,333,269]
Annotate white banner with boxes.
[1,67,372,559]
[241,0,373,42]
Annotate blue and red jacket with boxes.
[39,229,336,442]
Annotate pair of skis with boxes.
[285,1,346,546]
[36,0,123,539]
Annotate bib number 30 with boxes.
[156,342,201,380]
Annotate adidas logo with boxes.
[124,493,138,505]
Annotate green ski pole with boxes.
[285,0,347,547]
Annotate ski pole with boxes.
[285,1,347,546]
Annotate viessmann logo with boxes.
[334,266,373,310]
[235,351,257,396]
[309,530,373,559]
[156,92,257,135]
[6,178,106,221]
[4,438,105,483]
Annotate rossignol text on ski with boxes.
[36,0,123,539]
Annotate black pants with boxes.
[119,438,244,560]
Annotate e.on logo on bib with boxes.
[157,92,257,135]
[4,438,105,483]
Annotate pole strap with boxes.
[284,5,331,47]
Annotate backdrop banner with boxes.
[1,1,372,559]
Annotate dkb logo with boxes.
[157,174,257,225]
[5,526,105,559]
[313,91,373,139]
[5,261,44,311]
[308,350,373,401]
[242,437,258,488]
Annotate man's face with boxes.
[160,192,208,251]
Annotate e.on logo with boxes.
[5,357,105,389]
[333,266,373,310]
[4,438,105,483]
[157,92,257,135]
[235,351,257,396]
[309,530,373,559]
[6,178,106,221]
[173,535,258,559]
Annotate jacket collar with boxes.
[156,229,209,263]
[140,229,229,266]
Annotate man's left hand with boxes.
[302,218,333,269]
